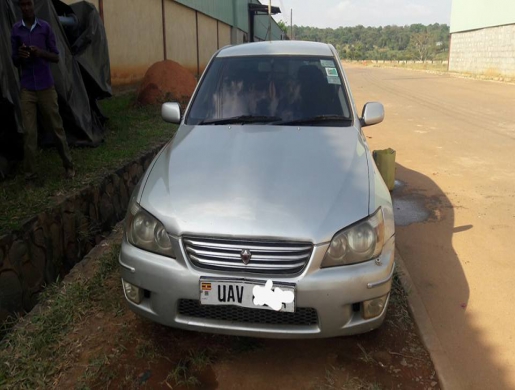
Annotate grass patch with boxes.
[364,61,514,82]
[0,244,120,389]
[186,349,213,371]
[368,62,448,72]
[78,353,117,389]
[357,343,375,364]
[386,272,413,331]
[0,94,177,234]
[164,349,214,389]
[135,339,162,361]
[166,360,201,388]
[313,367,383,390]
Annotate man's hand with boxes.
[29,46,44,58]
[28,46,59,63]
[18,44,30,59]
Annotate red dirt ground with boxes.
[53,274,440,390]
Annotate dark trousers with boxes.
[20,87,73,174]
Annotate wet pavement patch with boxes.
[392,181,432,226]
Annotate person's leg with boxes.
[20,89,38,177]
[37,87,74,173]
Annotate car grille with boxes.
[177,299,318,326]
[182,237,313,274]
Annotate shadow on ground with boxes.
[392,163,510,389]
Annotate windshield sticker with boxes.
[320,59,335,67]
[327,76,341,85]
[325,67,338,77]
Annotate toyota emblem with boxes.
[241,249,252,265]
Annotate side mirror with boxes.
[161,102,181,124]
[361,102,384,127]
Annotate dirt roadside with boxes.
[346,63,515,389]
[1,224,439,390]
[344,61,515,84]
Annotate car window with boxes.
[186,56,352,125]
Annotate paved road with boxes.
[345,64,515,389]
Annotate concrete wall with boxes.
[197,13,218,74]
[235,29,248,44]
[218,22,232,49]
[49,0,288,84]
[165,1,197,75]
[449,24,515,77]
[103,0,164,85]
[450,0,515,33]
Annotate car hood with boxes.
[139,124,371,244]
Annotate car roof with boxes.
[217,40,335,58]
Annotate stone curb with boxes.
[395,248,463,390]
[11,223,124,333]
[63,222,124,285]
[0,142,167,323]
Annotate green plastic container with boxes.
[373,148,396,191]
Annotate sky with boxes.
[272,0,452,28]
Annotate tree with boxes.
[292,24,449,61]
[409,32,435,61]
[277,20,288,34]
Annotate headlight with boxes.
[125,199,175,258]
[321,208,385,267]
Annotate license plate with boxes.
[199,279,295,312]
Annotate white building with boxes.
[449,0,515,77]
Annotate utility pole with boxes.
[290,8,293,40]
[269,0,272,42]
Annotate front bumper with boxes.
[119,235,395,338]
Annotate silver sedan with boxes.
[119,40,395,338]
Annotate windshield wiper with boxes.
[198,115,282,125]
[272,115,352,126]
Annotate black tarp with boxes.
[0,0,111,176]
[0,0,23,167]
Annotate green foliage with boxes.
[0,245,121,389]
[165,349,214,388]
[277,20,288,34]
[293,23,450,61]
[0,94,176,234]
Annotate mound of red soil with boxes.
[137,60,197,107]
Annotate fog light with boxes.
[362,294,388,319]
[122,280,143,304]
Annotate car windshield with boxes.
[186,55,352,126]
